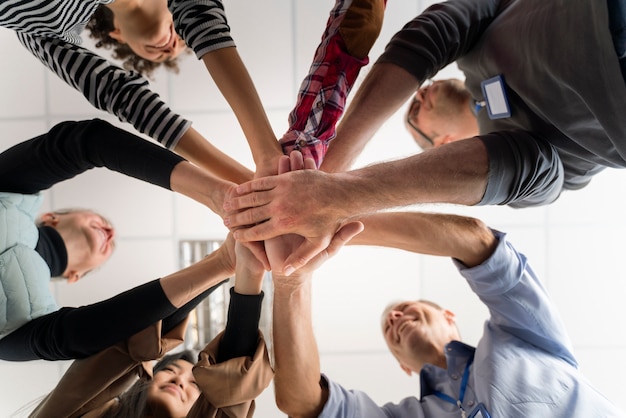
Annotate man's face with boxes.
[405,79,475,149]
[147,359,201,416]
[42,211,115,280]
[382,300,457,373]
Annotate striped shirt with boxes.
[1,0,235,149]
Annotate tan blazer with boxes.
[29,318,274,418]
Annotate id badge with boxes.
[480,75,511,120]
[467,403,491,418]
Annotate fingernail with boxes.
[223,201,231,211]
[283,265,294,276]
[223,218,230,227]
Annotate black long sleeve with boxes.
[0,119,185,194]
[216,287,264,363]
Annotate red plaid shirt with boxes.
[280,0,371,168]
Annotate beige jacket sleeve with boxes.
[29,319,188,418]
[187,331,275,418]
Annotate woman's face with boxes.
[146,359,201,417]
[108,2,187,63]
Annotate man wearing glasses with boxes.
[404,79,478,150]
[223,0,626,276]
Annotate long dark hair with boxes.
[101,350,197,418]
[85,5,181,79]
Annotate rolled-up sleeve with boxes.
[478,130,564,208]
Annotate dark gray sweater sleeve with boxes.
[478,130,564,208]
[378,0,568,208]
[0,119,185,194]
[376,0,503,82]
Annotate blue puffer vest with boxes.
[0,192,58,340]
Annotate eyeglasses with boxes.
[406,95,435,148]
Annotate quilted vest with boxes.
[0,192,58,340]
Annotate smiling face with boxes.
[107,1,187,63]
[40,210,115,282]
[146,359,201,417]
[381,300,460,374]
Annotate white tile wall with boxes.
[1,0,625,416]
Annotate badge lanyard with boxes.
[432,357,474,418]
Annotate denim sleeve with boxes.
[320,375,425,418]
[454,230,577,366]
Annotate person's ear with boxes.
[443,309,456,325]
[438,134,459,146]
[108,28,125,44]
[400,364,413,376]
[40,212,60,227]
[66,271,81,284]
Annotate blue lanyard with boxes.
[432,357,474,418]
[472,100,486,115]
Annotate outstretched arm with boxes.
[272,222,363,417]
[201,47,283,177]
[351,211,497,267]
[174,126,254,185]
[321,62,420,173]
[0,119,237,218]
[273,272,324,418]
[224,137,488,274]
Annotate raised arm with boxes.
[16,33,190,149]
[320,62,420,172]
[0,119,236,217]
[320,0,502,172]
[170,0,283,177]
[190,240,274,415]
[224,138,489,274]
[273,270,326,418]
[350,211,497,267]
[271,222,363,417]
[201,47,283,177]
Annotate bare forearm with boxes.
[202,47,282,173]
[350,211,497,267]
[159,248,234,308]
[321,63,421,173]
[341,137,489,213]
[174,126,253,184]
[169,161,234,217]
[273,277,328,418]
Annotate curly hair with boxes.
[85,4,181,79]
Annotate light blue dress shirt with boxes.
[320,230,624,417]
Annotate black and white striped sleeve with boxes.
[169,0,236,59]
[16,32,192,149]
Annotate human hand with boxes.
[259,151,363,275]
[264,151,312,274]
[224,168,353,274]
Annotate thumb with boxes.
[282,239,328,276]
[325,221,364,258]
[282,222,365,276]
